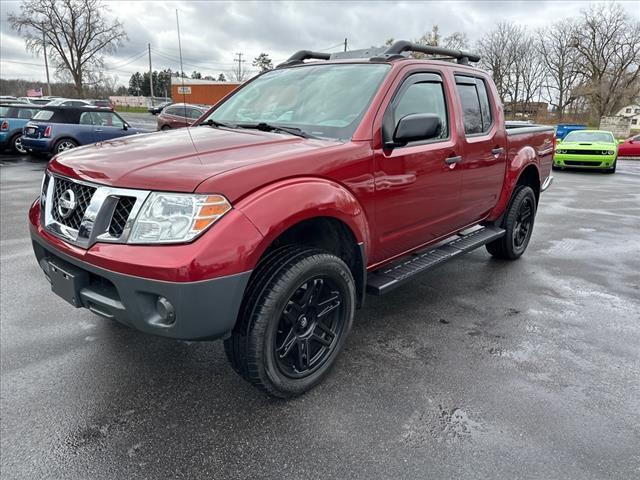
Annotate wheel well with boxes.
[262,217,366,308]
[516,164,540,203]
[54,137,78,146]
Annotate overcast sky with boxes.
[1,0,638,85]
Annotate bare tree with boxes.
[476,21,516,103]
[411,26,470,59]
[572,3,640,120]
[538,20,583,121]
[8,0,127,96]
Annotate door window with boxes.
[386,73,449,144]
[189,108,203,119]
[94,111,124,128]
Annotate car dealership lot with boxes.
[1,156,639,479]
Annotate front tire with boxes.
[224,246,355,398]
[604,160,617,173]
[486,185,537,260]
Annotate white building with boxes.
[617,104,640,128]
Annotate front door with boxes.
[373,71,463,262]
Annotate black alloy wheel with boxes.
[274,276,345,378]
[512,195,534,251]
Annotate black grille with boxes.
[564,160,603,166]
[562,149,608,155]
[51,177,96,230]
[108,196,136,237]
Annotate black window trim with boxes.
[454,73,495,138]
[383,70,451,148]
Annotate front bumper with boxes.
[31,233,252,340]
[21,137,53,152]
[553,154,616,169]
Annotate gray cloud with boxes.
[1,0,638,85]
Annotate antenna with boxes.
[174,8,200,159]
[176,9,187,119]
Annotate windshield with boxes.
[205,63,391,140]
[564,131,615,143]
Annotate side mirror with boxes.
[388,113,442,148]
[123,123,129,131]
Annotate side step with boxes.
[366,225,505,295]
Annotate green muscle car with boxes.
[553,130,618,173]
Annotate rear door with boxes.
[373,69,463,262]
[454,74,506,225]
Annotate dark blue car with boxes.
[21,106,144,155]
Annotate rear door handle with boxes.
[445,155,462,165]
[491,147,504,155]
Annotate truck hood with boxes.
[48,126,337,192]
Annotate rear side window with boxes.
[17,108,37,119]
[0,106,10,117]
[455,76,492,135]
[33,110,54,121]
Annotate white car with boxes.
[45,98,92,107]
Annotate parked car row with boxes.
[0,95,114,110]
[1,104,145,155]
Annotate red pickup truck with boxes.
[29,42,554,397]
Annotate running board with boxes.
[366,225,505,295]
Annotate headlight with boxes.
[128,193,231,244]
[607,150,615,155]
[556,149,565,154]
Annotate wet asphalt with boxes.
[1,151,639,479]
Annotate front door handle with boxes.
[491,147,504,155]
[94,128,103,132]
[445,155,462,165]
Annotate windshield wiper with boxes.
[239,122,313,139]
[200,119,238,129]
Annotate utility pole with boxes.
[344,38,348,52]
[42,26,52,96]
[148,43,154,99]
[233,52,245,82]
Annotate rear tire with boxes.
[224,246,355,398]
[54,138,78,153]
[161,125,171,131]
[10,134,27,154]
[486,185,537,260]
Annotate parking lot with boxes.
[1,155,639,479]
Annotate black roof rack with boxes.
[276,50,331,68]
[371,40,480,65]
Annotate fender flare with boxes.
[236,177,371,266]
[488,146,540,221]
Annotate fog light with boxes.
[156,297,176,325]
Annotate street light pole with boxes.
[148,43,154,100]
[42,26,52,96]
